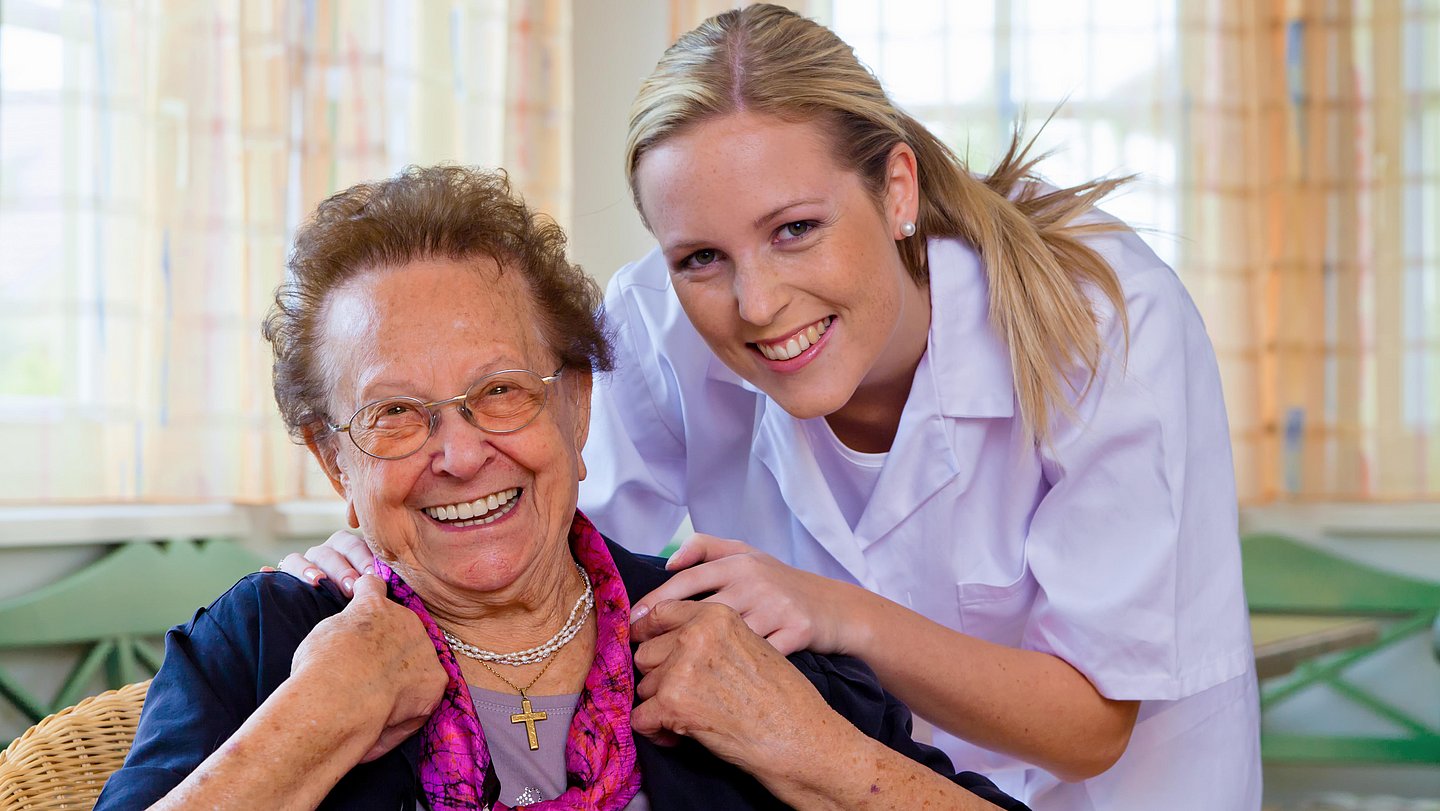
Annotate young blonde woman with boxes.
[287,6,1261,808]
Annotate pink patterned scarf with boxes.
[373,511,642,810]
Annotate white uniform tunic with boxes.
[579,231,1262,810]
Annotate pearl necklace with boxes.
[441,561,593,667]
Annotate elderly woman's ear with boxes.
[565,369,594,481]
[302,424,359,528]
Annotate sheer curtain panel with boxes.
[0,0,570,504]
[826,0,1438,501]
[1183,0,1439,500]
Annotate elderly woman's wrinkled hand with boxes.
[630,599,847,783]
[292,573,447,762]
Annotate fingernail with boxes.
[630,604,650,623]
[304,568,321,583]
[342,576,355,594]
[363,565,375,575]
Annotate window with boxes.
[0,0,568,503]
[831,0,1182,266]
[828,0,1440,500]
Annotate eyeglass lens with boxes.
[348,370,549,458]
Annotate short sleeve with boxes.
[580,254,691,554]
[1020,234,1252,701]
[95,575,347,808]
[97,577,267,807]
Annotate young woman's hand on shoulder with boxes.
[631,533,880,657]
[276,529,376,596]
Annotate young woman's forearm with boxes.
[839,584,1137,782]
[631,539,1136,780]
[146,671,381,811]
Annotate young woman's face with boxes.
[634,112,928,427]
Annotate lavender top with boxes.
[470,685,650,811]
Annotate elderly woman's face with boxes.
[311,257,591,602]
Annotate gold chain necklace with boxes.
[474,652,561,751]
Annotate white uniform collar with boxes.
[705,352,753,390]
[924,237,1015,419]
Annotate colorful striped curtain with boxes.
[826,0,1438,502]
[1183,0,1439,500]
[0,0,570,503]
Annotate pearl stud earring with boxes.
[900,221,917,238]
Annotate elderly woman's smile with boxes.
[316,257,590,607]
[422,486,521,527]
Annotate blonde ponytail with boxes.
[902,119,1132,439]
[627,4,1131,444]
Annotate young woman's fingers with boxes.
[631,557,748,622]
[276,552,327,585]
[763,627,809,657]
[276,530,374,592]
[664,533,753,571]
[302,543,367,595]
[327,530,377,572]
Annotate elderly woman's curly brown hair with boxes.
[264,165,613,440]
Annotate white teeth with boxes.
[758,317,832,362]
[425,488,519,523]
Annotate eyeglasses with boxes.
[328,368,563,460]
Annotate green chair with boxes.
[0,539,264,727]
[1243,532,1440,764]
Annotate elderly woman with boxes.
[95,166,1024,810]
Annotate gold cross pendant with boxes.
[510,692,549,751]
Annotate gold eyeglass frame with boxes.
[327,367,564,460]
